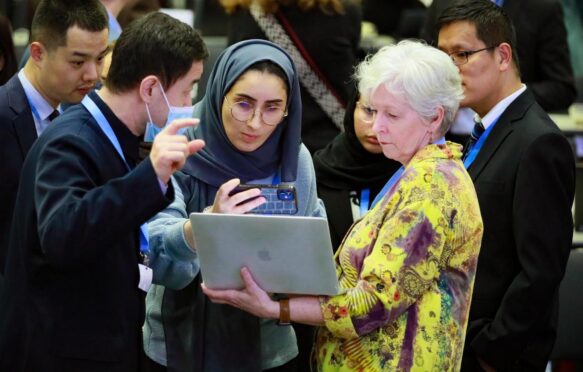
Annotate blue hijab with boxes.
[182,39,302,186]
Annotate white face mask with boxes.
[144,81,194,142]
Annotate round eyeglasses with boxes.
[224,96,287,126]
[356,102,376,124]
[448,46,497,66]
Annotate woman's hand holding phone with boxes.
[209,178,267,214]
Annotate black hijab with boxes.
[313,91,400,198]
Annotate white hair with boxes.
[356,40,464,136]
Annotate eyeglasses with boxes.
[356,102,377,124]
[448,46,497,66]
[224,96,287,126]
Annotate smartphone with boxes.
[229,184,298,215]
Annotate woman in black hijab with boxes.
[313,91,401,250]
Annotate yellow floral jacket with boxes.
[315,142,483,371]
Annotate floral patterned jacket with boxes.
[315,142,483,371]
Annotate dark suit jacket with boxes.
[0,74,36,277]
[462,89,575,371]
[0,93,174,371]
[421,0,576,112]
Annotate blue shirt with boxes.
[18,70,58,135]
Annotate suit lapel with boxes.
[7,76,38,157]
[468,89,535,180]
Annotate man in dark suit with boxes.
[0,0,110,283]
[423,0,576,113]
[437,1,575,370]
[0,12,208,371]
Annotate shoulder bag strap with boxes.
[249,2,346,131]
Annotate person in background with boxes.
[0,14,17,85]
[143,39,326,372]
[422,0,576,113]
[361,0,426,39]
[437,1,575,370]
[313,90,401,250]
[18,0,137,70]
[0,0,109,297]
[100,0,139,40]
[117,0,162,28]
[203,40,483,372]
[0,11,207,371]
[219,0,362,154]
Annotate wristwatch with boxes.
[278,298,291,326]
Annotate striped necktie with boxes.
[463,117,486,160]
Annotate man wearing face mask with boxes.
[144,81,195,141]
[0,12,208,371]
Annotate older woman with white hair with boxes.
[203,40,484,372]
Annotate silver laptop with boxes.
[189,213,340,295]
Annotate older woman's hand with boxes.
[208,178,266,214]
[202,267,279,319]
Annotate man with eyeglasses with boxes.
[437,1,575,371]
[422,0,576,113]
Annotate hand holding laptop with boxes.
[202,267,280,319]
[190,213,340,295]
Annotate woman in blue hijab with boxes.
[143,39,325,372]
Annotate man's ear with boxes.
[139,75,159,104]
[497,43,513,72]
[29,42,46,64]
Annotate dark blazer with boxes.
[0,95,174,372]
[462,89,575,371]
[421,0,576,112]
[0,74,36,276]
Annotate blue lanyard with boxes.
[272,173,280,185]
[463,117,500,169]
[360,188,370,216]
[81,95,149,257]
[370,137,446,209]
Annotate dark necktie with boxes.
[48,109,60,122]
[462,117,485,160]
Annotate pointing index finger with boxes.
[162,118,200,135]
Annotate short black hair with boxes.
[106,12,209,94]
[437,0,520,74]
[30,0,109,51]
